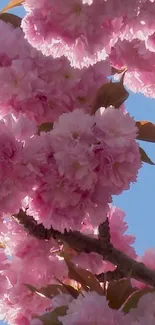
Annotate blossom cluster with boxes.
[0,20,109,125]
[57,291,155,325]
[0,0,153,324]
[0,106,140,231]
[21,0,143,68]
[30,290,155,325]
[0,218,68,325]
[22,0,155,98]
[0,103,141,325]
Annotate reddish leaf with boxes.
[139,147,155,165]
[59,244,76,261]
[0,13,21,27]
[24,283,36,293]
[0,242,5,248]
[38,306,68,325]
[24,283,68,299]
[65,259,104,295]
[92,73,129,114]
[106,279,136,310]
[55,278,79,298]
[0,0,24,13]
[38,122,53,135]
[136,121,155,142]
[123,288,155,313]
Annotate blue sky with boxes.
[0,1,155,324]
[114,92,155,254]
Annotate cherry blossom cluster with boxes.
[0,102,142,325]
[21,0,144,68]
[0,20,110,125]
[0,218,67,325]
[0,0,154,324]
[57,291,155,325]
[22,0,155,98]
[30,290,155,325]
[0,106,139,231]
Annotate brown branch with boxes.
[13,210,155,288]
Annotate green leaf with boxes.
[0,13,21,27]
[106,279,136,310]
[38,122,53,135]
[123,288,155,313]
[38,306,68,325]
[136,120,155,143]
[0,0,24,14]
[92,73,129,114]
[65,259,104,295]
[139,147,154,165]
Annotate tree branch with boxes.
[13,210,155,288]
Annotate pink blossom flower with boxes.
[22,107,140,230]
[52,294,73,309]
[4,113,37,141]
[0,218,68,324]
[132,249,155,288]
[94,107,138,148]
[21,0,108,68]
[110,38,155,98]
[94,142,141,195]
[108,206,136,258]
[9,314,30,325]
[22,0,151,69]
[0,120,30,214]
[128,292,155,325]
[72,251,108,274]
[31,320,43,325]
[59,291,126,325]
[0,20,110,124]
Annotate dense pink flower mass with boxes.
[0,218,68,324]
[132,249,155,288]
[21,0,155,101]
[58,291,126,325]
[21,0,155,70]
[0,119,31,214]
[0,0,154,324]
[110,38,155,98]
[128,292,155,324]
[0,20,110,124]
[21,108,141,231]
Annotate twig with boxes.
[98,217,111,244]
